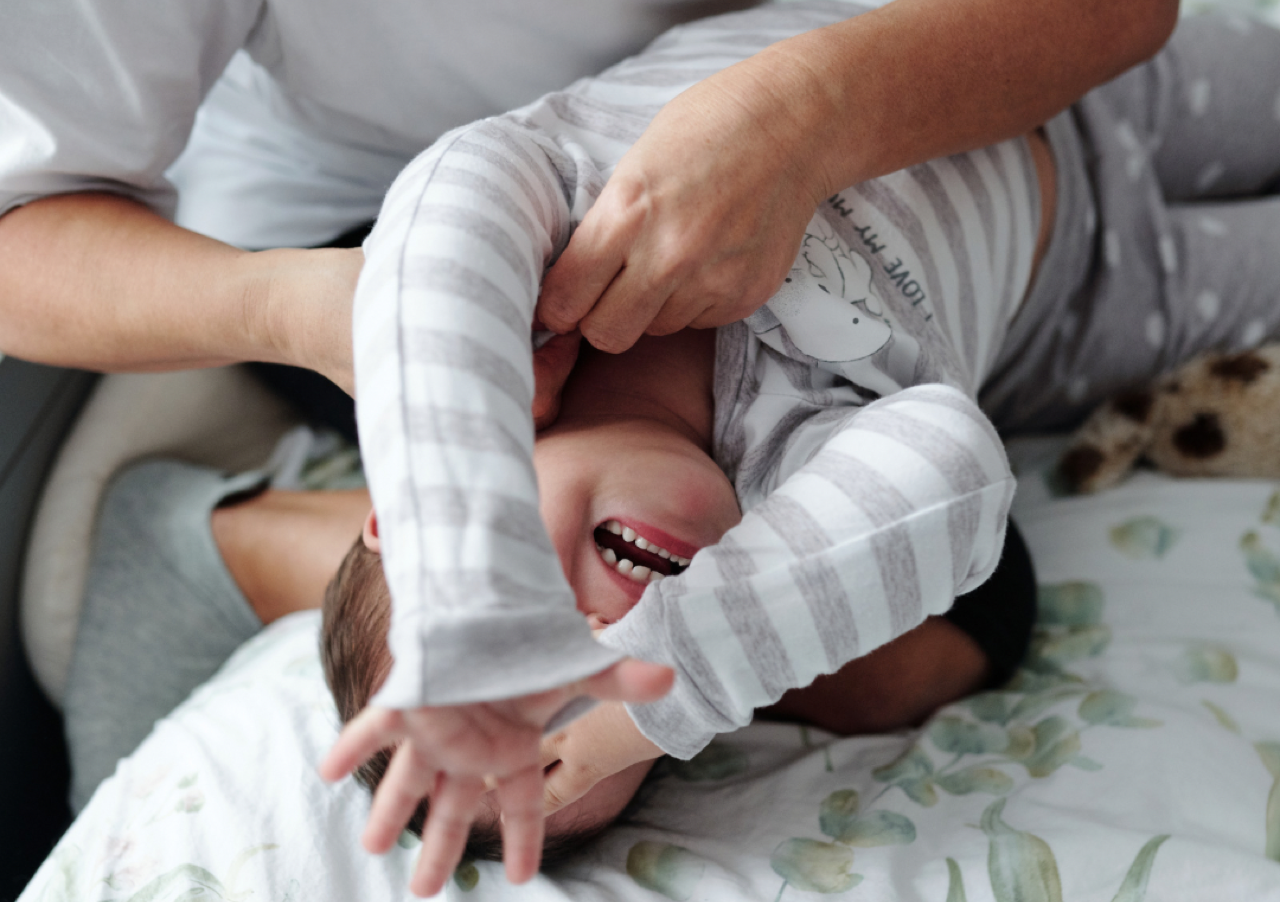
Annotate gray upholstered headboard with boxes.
[0,359,95,900]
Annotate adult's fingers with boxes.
[575,260,680,353]
[658,267,781,334]
[537,210,632,334]
[364,741,437,854]
[319,706,405,782]
[411,773,486,898]
[494,766,547,884]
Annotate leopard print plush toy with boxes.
[1058,346,1280,494]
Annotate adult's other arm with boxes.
[0,194,360,392]
[537,0,1179,351]
[0,0,358,389]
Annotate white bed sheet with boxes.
[20,438,1280,901]
[19,3,1280,895]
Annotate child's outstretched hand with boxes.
[320,658,672,898]
[540,700,663,816]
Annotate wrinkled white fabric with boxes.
[0,0,758,248]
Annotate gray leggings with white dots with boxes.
[982,12,1280,433]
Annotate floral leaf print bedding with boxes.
[23,437,1280,900]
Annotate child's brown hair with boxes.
[319,539,416,826]
[319,536,639,866]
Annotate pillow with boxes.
[20,367,300,705]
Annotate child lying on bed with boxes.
[326,1,1280,888]
[331,7,1029,879]
[59,4,1279,885]
[321,322,1037,866]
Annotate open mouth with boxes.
[593,519,692,586]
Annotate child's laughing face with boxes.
[535,415,741,627]
[532,329,741,628]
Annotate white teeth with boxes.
[616,559,634,576]
[648,571,664,583]
[598,521,694,570]
[630,565,651,583]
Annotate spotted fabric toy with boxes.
[1058,346,1280,493]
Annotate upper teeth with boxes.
[597,519,693,583]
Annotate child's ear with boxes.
[362,509,381,553]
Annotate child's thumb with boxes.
[581,658,673,704]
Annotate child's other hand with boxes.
[532,329,582,430]
[320,658,671,897]
[540,701,663,815]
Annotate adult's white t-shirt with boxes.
[0,0,758,249]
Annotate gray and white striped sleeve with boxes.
[347,0,871,712]
[352,117,624,709]
[599,384,1015,759]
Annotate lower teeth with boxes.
[597,547,672,583]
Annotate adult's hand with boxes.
[536,56,830,354]
[320,658,672,898]
[540,700,663,816]
[537,0,1179,356]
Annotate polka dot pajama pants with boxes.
[981,11,1280,433]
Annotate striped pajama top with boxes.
[353,0,1038,758]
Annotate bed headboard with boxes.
[0,358,96,900]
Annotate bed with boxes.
[11,364,1280,902]
[11,0,1280,896]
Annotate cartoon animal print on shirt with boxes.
[756,217,894,363]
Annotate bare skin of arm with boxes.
[0,192,361,392]
[0,0,1169,378]
[211,487,372,624]
[760,617,990,735]
[779,0,1177,196]
[538,0,1178,350]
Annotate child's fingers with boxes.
[531,330,582,429]
[320,706,405,782]
[538,736,562,771]
[578,658,674,705]
[411,773,486,897]
[364,742,439,854]
[536,203,633,334]
[542,756,604,815]
[493,765,546,884]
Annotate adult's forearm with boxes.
[758,0,1179,196]
[0,193,360,390]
